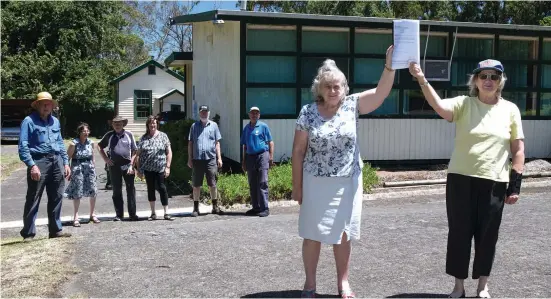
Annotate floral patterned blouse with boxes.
[296,94,363,177]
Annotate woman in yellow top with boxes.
[409,59,525,299]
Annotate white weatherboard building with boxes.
[111,59,187,137]
[165,10,551,165]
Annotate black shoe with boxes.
[191,201,199,217]
[49,231,72,239]
[448,291,466,298]
[129,215,139,221]
[258,210,270,217]
[105,184,112,190]
[245,208,260,216]
[212,206,224,215]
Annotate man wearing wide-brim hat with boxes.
[18,91,72,241]
[97,115,139,221]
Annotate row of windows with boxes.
[245,88,551,117]
[246,27,549,60]
[246,56,551,88]
[244,25,551,118]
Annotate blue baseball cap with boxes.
[473,59,504,74]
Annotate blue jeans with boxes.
[246,151,269,212]
[21,154,65,238]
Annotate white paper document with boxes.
[391,19,420,70]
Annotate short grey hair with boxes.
[467,72,507,97]
[311,59,349,103]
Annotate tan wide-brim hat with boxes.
[31,92,59,110]
[111,115,128,127]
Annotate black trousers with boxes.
[21,155,65,237]
[109,165,136,218]
[144,170,169,206]
[446,173,506,279]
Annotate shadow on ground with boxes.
[386,293,449,298]
[242,290,337,298]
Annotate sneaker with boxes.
[23,236,35,242]
[191,210,199,217]
[245,208,260,216]
[258,210,270,217]
[113,216,122,222]
[49,231,72,238]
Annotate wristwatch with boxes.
[419,78,429,87]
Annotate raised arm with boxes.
[357,45,396,115]
[409,62,454,122]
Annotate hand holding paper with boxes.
[391,19,420,70]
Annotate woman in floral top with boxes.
[136,115,174,221]
[65,123,99,226]
[292,45,396,298]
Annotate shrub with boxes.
[362,162,379,193]
[199,161,380,207]
[161,118,195,193]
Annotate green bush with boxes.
[362,162,380,193]
[199,161,380,207]
[161,119,195,192]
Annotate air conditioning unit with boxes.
[422,60,450,81]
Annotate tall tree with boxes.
[1,1,148,109]
[237,0,550,25]
[125,1,198,60]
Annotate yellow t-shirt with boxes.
[447,96,524,182]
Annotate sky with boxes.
[192,0,239,12]
[148,1,239,59]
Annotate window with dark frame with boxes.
[134,90,152,120]
[148,65,156,75]
[170,104,181,112]
[244,23,549,119]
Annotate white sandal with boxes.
[477,289,491,298]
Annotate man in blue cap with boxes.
[241,106,274,217]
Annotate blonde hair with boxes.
[311,59,349,103]
[467,72,507,98]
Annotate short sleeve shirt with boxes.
[138,132,171,173]
[98,130,137,166]
[188,120,222,160]
[240,121,273,155]
[447,95,525,182]
[296,94,363,177]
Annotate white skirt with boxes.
[298,170,363,245]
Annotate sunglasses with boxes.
[478,74,501,81]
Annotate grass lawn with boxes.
[1,237,79,297]
[0,154,24,181]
